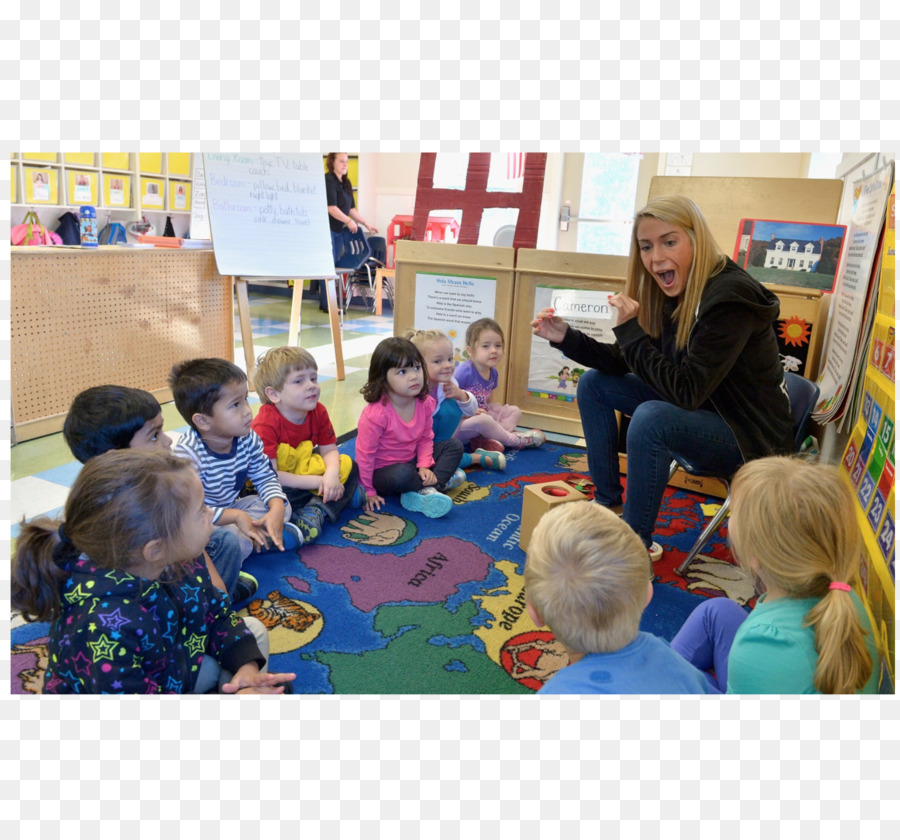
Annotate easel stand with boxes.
[233,275,345,387]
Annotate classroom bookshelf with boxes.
[10,152,194,230]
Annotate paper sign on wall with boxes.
[527,286,618,402]
[413,272,497,357]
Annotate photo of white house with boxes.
[734,218,847,293]
[764,235,824,272]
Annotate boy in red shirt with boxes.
[251,347,364,543]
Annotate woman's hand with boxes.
[530,308,568,343]
[347,219,358,234]
[608,293,640,326]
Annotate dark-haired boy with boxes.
[63,385,257,603]
[168,358,302,560]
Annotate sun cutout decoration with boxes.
[779,316,811,347]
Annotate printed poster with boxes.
[24,167,57,203]
[815,164,893,418]
[413,272,497,358]
[527,285,618,402]
[142,178,164,208]
[70,171,94,204]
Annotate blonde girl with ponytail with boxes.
[671,456,879,694]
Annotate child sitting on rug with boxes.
[169,358,302,560]
[11,449,296,694]
[455,317,546,452]
[524,502,710,694]
[62,384,257,605]
[670,456,880,694]
[356,336,464,518]
[251,346,365,544]
[403,327,506,472]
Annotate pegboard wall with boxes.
[12,248,233,442]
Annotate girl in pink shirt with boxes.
[357,337,463,519]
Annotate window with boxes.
[432,153,526,193]
[430,154,527,245]
[576,153,642,256]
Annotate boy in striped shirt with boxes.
[169,358,302,560]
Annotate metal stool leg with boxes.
[674,496,731,577]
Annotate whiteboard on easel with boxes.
[203,152,335,278]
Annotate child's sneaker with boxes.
[400,487,453,518]
[512,429,546,448]
[281,522,304,552]
[470,435,504,452]
[292,505,326,544]
[349,483,368,508]
[443,468,467,492]
[471,448,506,470]
[231,571,259,605]
[648,541,663,562]
[257,523,304,554]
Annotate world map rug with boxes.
[10,438,750,695]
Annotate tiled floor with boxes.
[11,287,394,540]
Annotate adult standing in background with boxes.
[531,195,793,566]
[320,153,378,312]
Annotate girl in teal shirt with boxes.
[672,456,880,694]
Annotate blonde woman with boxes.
[531,196,793,563]
[670,457,878,694]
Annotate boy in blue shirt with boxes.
[524,502,710,694]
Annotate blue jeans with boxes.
[670,597,749,693]
[205,528,243,598]
[576,370,743,547]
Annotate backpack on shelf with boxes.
[98,222,128,245]
[11,211,63,246]
[54,211,81,245]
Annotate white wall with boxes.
[363,152,420,237]
[674,152,810,178]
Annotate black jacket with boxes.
[555,258,794,465]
